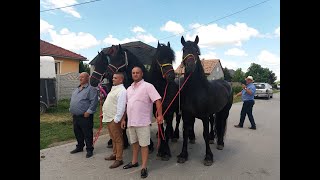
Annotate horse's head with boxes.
[181,35,200,74]
[105,44,128,80]
[90,51,110,87]
[154,41,175,82]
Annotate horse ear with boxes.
[195,35,199,44]
[167,42,170,47]
[118,44,122,52]
[157,41,160,48]
[181,36,186,46]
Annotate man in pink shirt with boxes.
[121,66,163,179]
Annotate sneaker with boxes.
[141,168,148,178]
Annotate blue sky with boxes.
[40,0,280,80]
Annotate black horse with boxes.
[102,44,155,152]
[149,41,182,160]
[177,35,233,166]
[89,50,131,150]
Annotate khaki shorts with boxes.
[128,126,150,147]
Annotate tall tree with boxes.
[245,63,277,84]
[79,61,90,74]
[232,68,245,82]
[223,67,232,82]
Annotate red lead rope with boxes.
[156,73,192,149]
[93,87,105,145]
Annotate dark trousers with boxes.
[239,100,256,127]
[73,114,94,152]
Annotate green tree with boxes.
[223,67,232,82]
[79,61,90,74]
[232,68,245,82]
[245,63,277,84]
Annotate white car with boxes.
[253,82,273,99]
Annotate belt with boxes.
[73,114,85,118]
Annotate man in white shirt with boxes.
[102,72,127,169]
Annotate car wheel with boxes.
[40,103,47,114]
[266,94,270,100]
[270,94,273,98]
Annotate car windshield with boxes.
[254,84,265,89]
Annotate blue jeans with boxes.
[239,100,256,127]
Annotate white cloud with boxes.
[103,33,157,45]
[132,26,145,33]
[224,48,248,56]
[200,52,218,60]
[257,50,280,80]
[274,27,280,37]
[40,19,54,34]
[173,51,183,69]
[103,35,138,45]
[185,22,259,48]
[49,28,100,51]
[136,34,157,43]
[161,21,185,34]
[219,59,238,70]
[41,0,81,18]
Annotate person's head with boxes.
[132,66,143,82]
[245,76,254,84]
[79,72,90,85]
[112,72,125,86]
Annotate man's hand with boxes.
[242,84,247,89]
[156,115,164,124]
[121,120,126,129]
[84,112,90,118]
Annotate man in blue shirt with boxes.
[234,76,257,130]
[69,72,98,158]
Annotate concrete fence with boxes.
[56,72,79,100]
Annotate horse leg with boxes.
[215,103,232,150]
[177,112,192,163]
[157,123,166,158]
[209,114,215,144]
[107,138,113,148]
[149,138,154,154]
[172,110,181,142]
[189,118,196,144]
[123,125,129,149]
[202,117,214,166]
[162,113,173,160]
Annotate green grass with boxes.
[40,99,103,150]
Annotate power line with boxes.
[40,0,103,13]
[158,0,271,41]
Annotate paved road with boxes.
[40,93,280,180]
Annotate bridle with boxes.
[182,53,198,66]
[107,51,128,73]
[157,60,174,79]
[90,70,105,82]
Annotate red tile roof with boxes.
[40,39,87,61]
[175,59,221,74]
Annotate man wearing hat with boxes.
[234,76,257,130]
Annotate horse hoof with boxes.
[161,155,170,161]
[171,138,178,142]
[203,159,213,166]
[189,139,195,144]
[177,157,186,163]
[217,145,224,150]
[209,140,214,144]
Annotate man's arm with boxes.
[114,89,127,123]
[85,87,98,117]
[155,99,163,124]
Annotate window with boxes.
[55,62,61,74]
[254,83,265,89]
[217,67,219,72]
